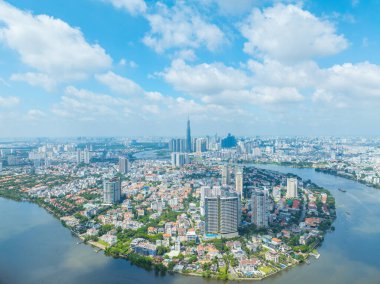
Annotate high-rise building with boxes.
[286,178,298,198]
[76,150,83,164]
[272,186,281,201]
[221,164,231,186]
[0,160,2,172]
[103,177,121,204]
[171,152,189,167]
[204,192,240,238]
[235,167,243,197]
[200,186,212,216]
[251,189,268,228]
[119,157,129,174]
[83,149,91,164]
[195,138,207,153]
[169,138,187,153]
[76,149,91,164]
[221,133,237,148]
[186,117,192,153]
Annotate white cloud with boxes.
[52,86,129,120]
[0,1,112,90]
[322,62,380,98]
[161,59,250,95]
[247,59,319,88]
[143,2,225,53]
[27,109,45,120]
[0,96,20,107]
[240,4,348,62]
[201,87,303,106]
[95,71,144,96]
[11,72,59,91]
[103,0,146,15]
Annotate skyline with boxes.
[1,0,380,137]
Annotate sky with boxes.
[0,0,380,138]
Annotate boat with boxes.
[338,188,347,193]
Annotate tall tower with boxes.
[235,167,243,197]
[286,178,298,198]
[119,157,129,174]
[186,116,192,153]
[221,164,231,186]
[251,189,268,228]
[103,177,121,204]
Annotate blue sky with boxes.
[0,0,380,137]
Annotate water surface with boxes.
[0,165,379,284]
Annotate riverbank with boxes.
[3,165,380,284]
[315,168,380,190]
[0,166,336,282]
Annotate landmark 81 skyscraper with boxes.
[186,117,192,152]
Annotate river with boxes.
[1,165,380,284]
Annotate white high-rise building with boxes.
[221,164,231,186]
[76,150,83,164]
[235,167,243,197]
[272,186,281,201]
[171,152,189,167]
[83,149,91,164]
[119,157,129,174]
[195,138,207,153]
[286,178,298,198]
[251,189,268,228]
[103,177,121,204]
[200,186,211,216]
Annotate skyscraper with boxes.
[251,189,268,228]
[186,117,192,153]
[235,167,243,197]
[171,152,189,167]
[204,192,239,238]
[83,149,91,164]
[221,164,231,186]
[286,178,298,198]
[103,177,121,204]
[119,157,129,174]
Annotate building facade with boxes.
[286,178,298,198]
[251,189,268,228]
[205,193,240,238]
[118,157,129,174]
[103,177,121,204]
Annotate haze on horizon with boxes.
[0,0,380,138]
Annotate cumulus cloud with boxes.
[103,0,146,15]
[240,4,348,62]
[27,109,46,120]
[143,2,225,53]
[52,86,130,120]
[95,71,144,96]
[0,0,112,90]
[161,59,250,95]
[0,96,20,107]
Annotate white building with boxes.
[286,178,298,198]
[235,167,243,197]
[221,164,231,186]
[171,152,189,167]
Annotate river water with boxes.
[1,165,380,284]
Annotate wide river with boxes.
[1,165,380,284]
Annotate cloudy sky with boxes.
[0,0,379,137]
